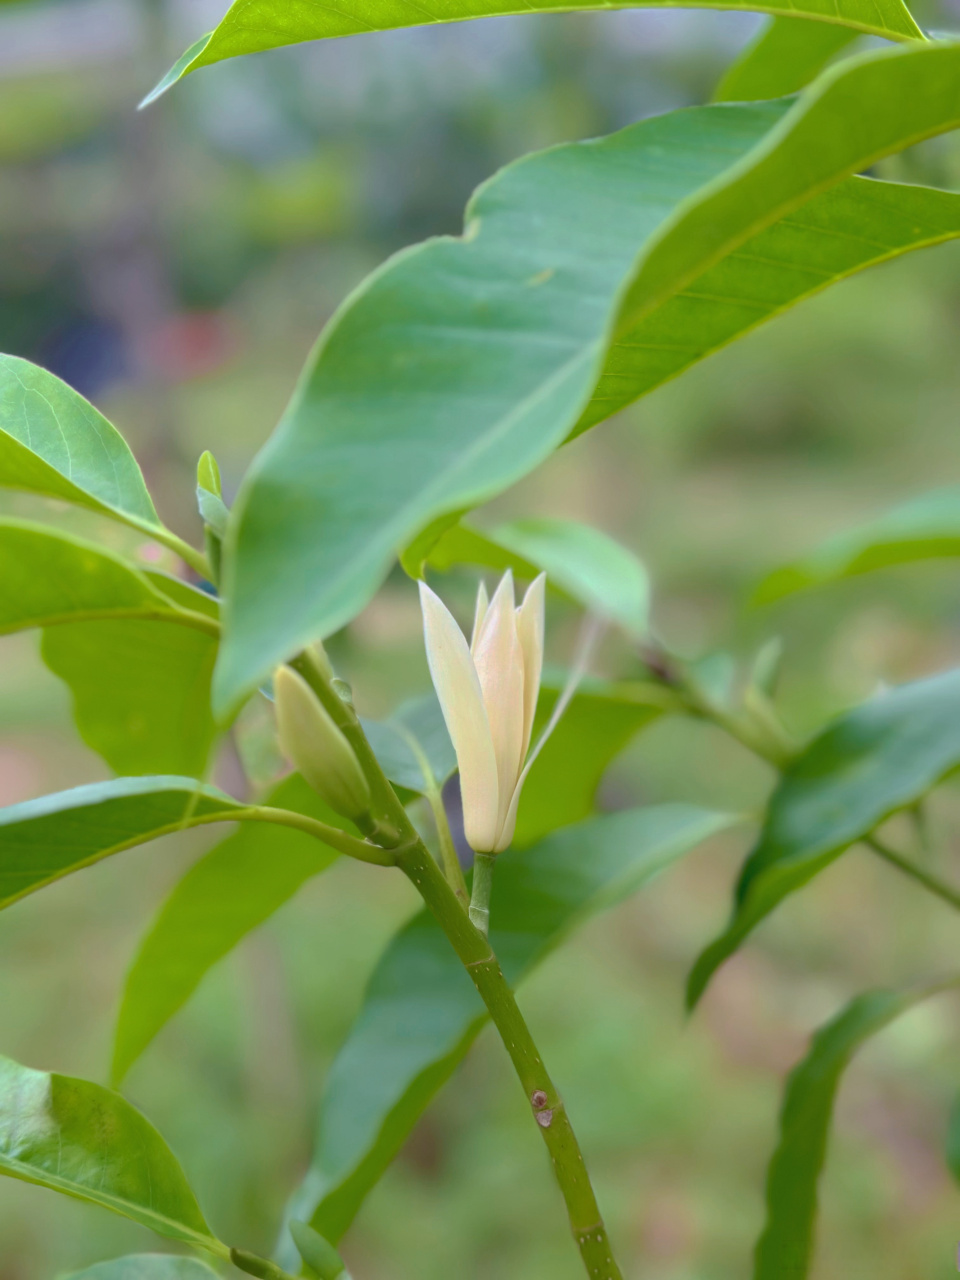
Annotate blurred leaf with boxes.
[0,1054,223,1253]
[150,0,921,99]
[42,621,219,777]
[283,804,736,1249]
[754,983,957,1279]
[0,356,160,534]
[0,520,211,636]
[418,518,650,635]
[688,668,960,1008]
[361,693,455,793]
[714,17,860,102]
[0,777,245,911]
[63,1258,221,1280]
[945,1093,960,1184]
[289,1221,347,1280]
[754,486,960,603]
[515,678,675,846]
[112,774,346,1085]
[216,48,960,714]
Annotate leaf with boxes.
[111,775,345,1085]
[0,776,246,911]
[687,668,960,1009]
[514,678,674,846]
[714,16,860,103]
[216,46,960,714]
[753,982,957,1279]
[42,621,219,777]
[418,518,650,635]
[147,0,922,103]
[754,486,960,603]
[283,804,736,1249]
[361,693,456,794]
[0,1054,223,1253]
[63,1258,222,1280]
[0,356,159,532]
[0,519,212,636]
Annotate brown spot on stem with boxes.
[531,1090,548,1108]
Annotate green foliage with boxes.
[289,1221,348,1280]
[0,520,208,635]
[713,16,860,102]
[753,984,957,1279]
[0,1054,222,1253]
[218,45,960,713]
[688,669,960,1008]
[0,777,243,910]
[111,774,346,1084]
[361,693,457,794]
[42,621,219,776]
[284,804,734,1248]
[416,518,650,635]
[754,486,960,602]
[0,355,160,532]
[148,0,922,103]
[63,1258,221,1280]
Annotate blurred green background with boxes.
[4,2,960,1277]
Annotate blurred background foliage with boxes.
[4,1,960,1277]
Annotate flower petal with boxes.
[472,571,525,840]
[470,580,489,654]
[516,572,546,764]
[419,581,499,852]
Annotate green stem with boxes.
[397,840,623,1280]
[866,835,960,912]
[241,805,397,865]
[393,720,469,906]
[289,646,622,1280]
[469,851,495,935]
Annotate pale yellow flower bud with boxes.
[274,666,372,823]
[419,571,546,854]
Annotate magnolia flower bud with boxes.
[274,666,372,823]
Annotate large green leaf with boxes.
[147,0,922,103]
[514,678,674,846]
[0,520,214,637]
[283,804,735,1250]
[111,775,345,1084]
[0,356,158,531]
[216,46,960,715]
[0,776,245,911]
[714,16,860,102]
[42,621,219,777]
[417,518,650,635]
[64,1258,222,1280]
[687,668,960,1009]
[753,982,956,1279]
[0,1054,223,1254]
[360,693,457,794]
[753,486,960,603]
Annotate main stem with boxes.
[290,649,623,1280]
[397,839,623,1280]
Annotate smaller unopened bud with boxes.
[274,666,371,823]
[197,450,222,496]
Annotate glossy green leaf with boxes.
[419,518,650,635]
[0,519,212,636]
[361,693,456,794]
[687,668,960,1008]
[0,776,245,911]
[42,621,219,777]
[714,16,860,102]
[0,356,159,533]
[112,774,345,1084]
[754,982,957,1279]
[217,46,960,714]
[754,486,960,603]
[0,1054,222,1253]
[64,1257,221,1280]
[148,0,922,103]
[515,678,674,846]
[283,804,735,1249]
